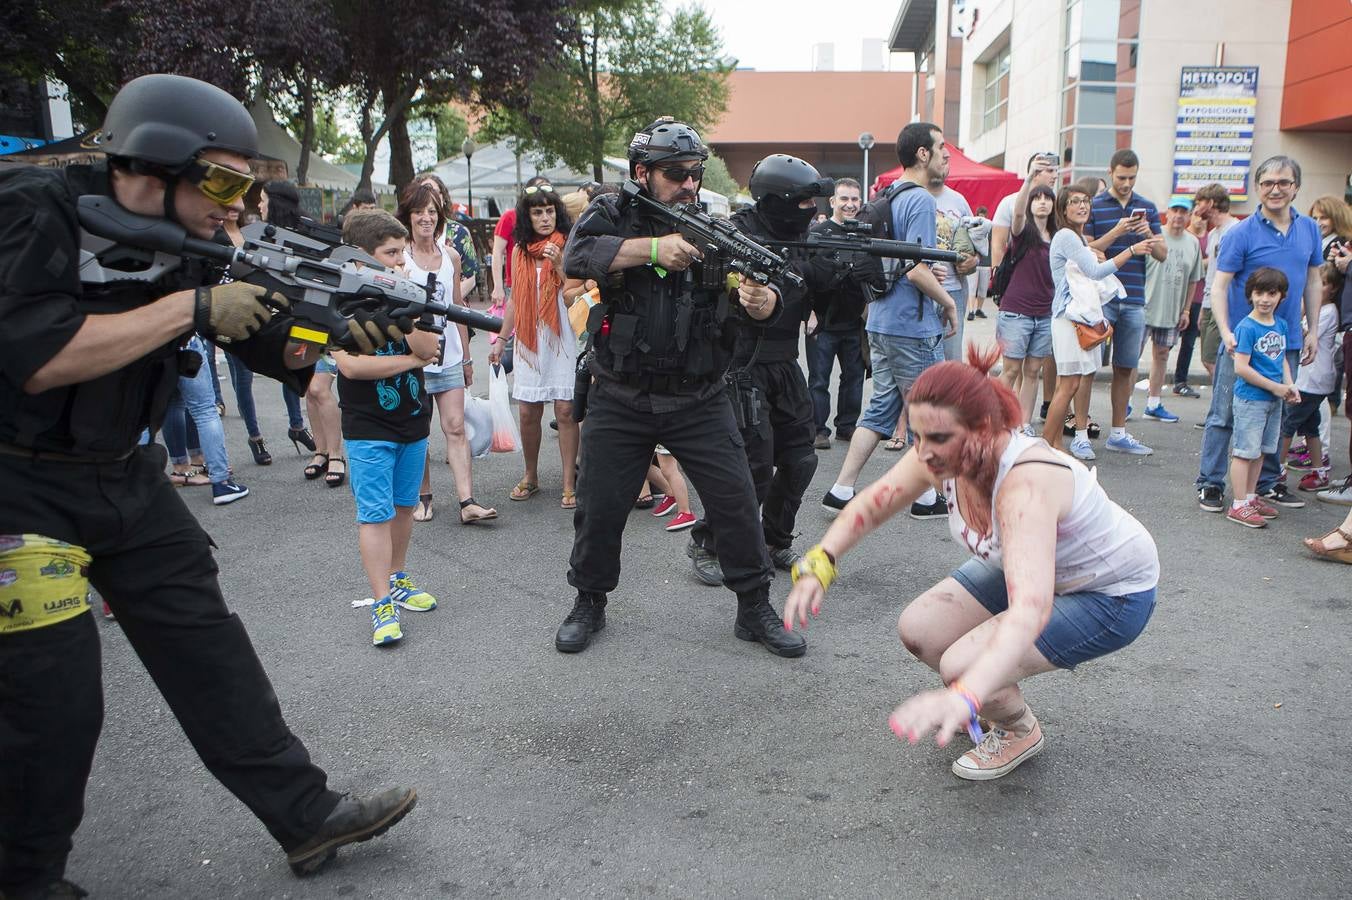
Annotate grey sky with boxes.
[695,0,909,71]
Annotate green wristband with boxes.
[651,237,659,266]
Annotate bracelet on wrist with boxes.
[650,237,659,266]
[790,544,838,591]
[948,679,985,742]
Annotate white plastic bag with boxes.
[487,363,521,454]
[1063,260,1125,326]
[463,394,493,459]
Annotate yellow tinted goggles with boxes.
[185,158,256,205]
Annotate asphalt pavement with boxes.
[72,315,1351,898]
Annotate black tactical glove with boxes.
[194,283,288,343]
[340,307,416,355]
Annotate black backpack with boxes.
[855,179,923,306]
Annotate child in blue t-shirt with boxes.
[1228,267,1300,528]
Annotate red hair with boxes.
[907,344,1022,535]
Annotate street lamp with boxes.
[461,136,479,218]
[858,131,875,194]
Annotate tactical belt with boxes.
[616,373,719,395]
[0,441,136,464]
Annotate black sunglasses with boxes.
[656,165,705,183]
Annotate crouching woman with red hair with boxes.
[784,346,1159,780]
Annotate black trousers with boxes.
[569,384,773,596]
[1175,300,1203,385]
[691,360,819,555]
[0,446,338,890]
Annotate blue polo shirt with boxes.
[1216,209,1323,351]
[1085,191,1162,305]
[867,183,943,339]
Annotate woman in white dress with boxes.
[488,185,579,508]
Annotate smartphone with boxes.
[1038,152,1060,167]
[1130,208,1147,219]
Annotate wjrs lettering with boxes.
[0,598,22,618]
[42,596,84,614]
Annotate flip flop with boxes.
[561,490,577,510]
[459,498,498,524]
[510,480,539,501]
[413,493,434,522]
[883,436,907,452]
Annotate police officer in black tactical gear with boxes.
[687,154,834,585]
[0,75,414,899]
[555,118,806,659]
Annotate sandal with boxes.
[1303,527,1352,564]
[884,435,907,451]
[169,466,210,487]
[459,497,498,524]
[560,490,577,510]
[325,457,347,488]
[304,453,329,480]
[634,493,655,509]
[510,480,539,501]
[413,493,434,523]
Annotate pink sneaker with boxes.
[665,511,697,532]
[1227,502,1268,528]
[652,495,678,517]
[951,719,1045,780]
[1299,470,1330,492]
[1249,496,1279,519]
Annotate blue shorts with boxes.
[951,557,1157,669]
[996,312,1053,359]
[1231,395,1281,459]
[424,365,466,394]
[315,354,338,376]
[1101,299,1146,369]
[858,332,944,437]
[345,438,428,524]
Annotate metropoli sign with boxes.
[1171,66,1259,202]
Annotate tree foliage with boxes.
[477,0,731,182]
[702,152,740,200]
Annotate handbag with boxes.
[1073,320,1114,350]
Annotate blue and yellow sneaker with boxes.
[371,596,403,645]
[389,572,436,612]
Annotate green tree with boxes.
[426,104,470,163]
[478,0,732,182]
[702,152,739,200]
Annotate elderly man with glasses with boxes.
[1195,155,1326,514]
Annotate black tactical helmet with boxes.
[749,154,834,202]
[96,74,259,167]
[628,117,709,168]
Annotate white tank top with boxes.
[943,430,1159,596]
[403,246,463,374]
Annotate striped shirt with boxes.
[1085,191,1162,306]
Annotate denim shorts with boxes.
[996,311,1052,359]
[315,354,338,376]
[1101,299,1146,369]
[858,332,944,437]
[424,365,466,395]
[345,437,428,524]
[1231,395,1281,459]
[952,557,1157,669]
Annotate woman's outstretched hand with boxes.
[888,689,974,748]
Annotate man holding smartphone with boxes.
[1085,148,1168,455]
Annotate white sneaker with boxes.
[952,720,1045,780]
[1318,476,1352,506]
[1068,436,1095,461]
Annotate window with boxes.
[981,44,1011,134]
[1059,0,1138,184]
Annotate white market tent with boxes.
[429,139,728,217]
[248,100,394,195]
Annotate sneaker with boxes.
[1290,439,1308,456]
[1143,404,1179,423]
[821,489,851,514]
[813,433,832,450]
[966,311,975,321]
[1318,476,1352,505]
[652,495,678,517]
[767,545,800,570]
[1260,482,1305,508]
[1286,451,1314,470]
[951,719,1045,781]
[389,572,436,611]
[285,786,417,876]
[1197,484,1225,512]
[686,540,724,586]
[1018,423,1037,438]
[1172,383,1201,398]
[1226,502,1267,528]
[1104,432,1152,455]
[909,497,948,520]
[665,510,697,532]
[101,600,114,620]
[1299,470,1330,492]
[1069,436,1096,461]
[974,308,987,319]
[1249,496,1279,519]
[371,597,402,645]
[211,479,250,505]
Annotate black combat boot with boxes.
[734,588,806,657]
[286,787,417,876]
[555,591,607,653]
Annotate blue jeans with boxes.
[162,336,231,484]
[1101,299,1147,369]
[942,289,966,363]
[805,328,864,438]
[1196,349,1299,492]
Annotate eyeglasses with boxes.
[523,184,556,195]
[183,158,255,205]
[1257,179,1296,192]
[1066,197,1092,207]
[656,165,705,183]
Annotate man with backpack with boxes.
[821,122,958,521]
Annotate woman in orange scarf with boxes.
[488,184,580,508]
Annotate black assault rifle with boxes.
[773,219,960,269]
[620,180,804,288]
[76,195,503,348]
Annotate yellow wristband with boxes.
[790,544,838,592]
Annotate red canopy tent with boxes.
[871,143,1022,216]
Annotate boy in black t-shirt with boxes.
[336,210,441,645]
